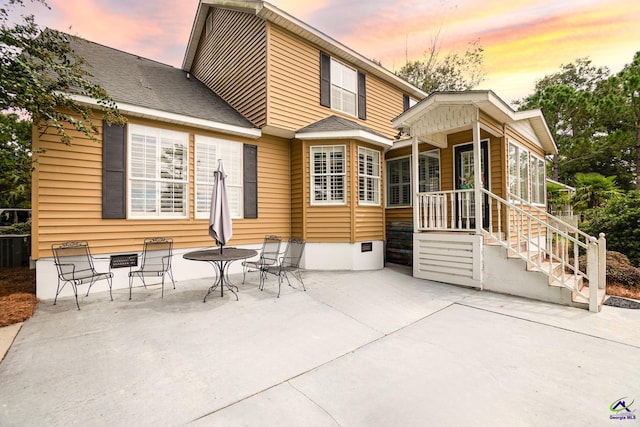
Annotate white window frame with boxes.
[194,135,244,219]
[530,154,546,205]
[386,150,441,208]
[508,141,546,206]
[310,145,346,205]
[358,147,380,206]
[128,124,189,219]
[330,58,358,117]
[386,156,411,208]
[419,150,441,193]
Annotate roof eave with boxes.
[69,94,261,139]
[295,129,392,148]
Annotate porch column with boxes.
[412,135,420,232]
[473,108,482,233]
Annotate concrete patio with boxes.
[1,264,639,426]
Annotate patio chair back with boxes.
[281,237,305,270]
[51,241,113,309]
[242,235,281,284]
[140,237,173,273]
[129,237,175,299]
[261,235,282,266]
[259,237,306,297]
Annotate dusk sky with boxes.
[15,0,640,104]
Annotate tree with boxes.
[0,113,31,207]
[598,52,640,190]
[1,0,124,145]
[572,172,621,213]
[581,191,640,266]
[395,33,485,93]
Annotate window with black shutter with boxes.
[102,122,127,219]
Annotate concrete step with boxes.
[571,283,607,311]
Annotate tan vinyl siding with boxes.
[303,140,353,242]
[297,139,385,243]
[290,140,304,238]
[32,114,291,260]
[190,8,267,127]
[267,24,404,138]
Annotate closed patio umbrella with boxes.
[209,159,233,253]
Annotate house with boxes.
[31,0,606,311]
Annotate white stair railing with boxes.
[416,189,606,312]
[482,189,605,313]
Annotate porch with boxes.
[413,188,607,312]
[391,91,607,312]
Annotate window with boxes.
[531,155,546,204]
[311,145,346,204]
[331,59,357,116]
[508,142,546,205]
[358,147,380,205]
[195,136,243,219]
[419,151,440,192]
[387,157,411,207]
[128,124,188,218]
[386,150,441,207]
[320,51,366,119]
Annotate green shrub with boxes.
[580,191,640,266]
[0,222,31,235]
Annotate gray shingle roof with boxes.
[69,36,254,129]
[297,115,389,140]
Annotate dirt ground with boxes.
[0,267,38,327]
[0,266,639,327]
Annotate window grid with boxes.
[330,58,357,116]
[129,125,188,218]
[311,146,346,204]
[358,147,380,205]
[419,151,440,193]
[508,142,546,205]
[195,136,243,219]
[386,151,441,208]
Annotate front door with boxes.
[454,141,489,228]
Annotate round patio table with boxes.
[183,247,257,302]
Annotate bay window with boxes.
[311,145,346,204]
[358,147,380,205]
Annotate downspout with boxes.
[473,107,482,234]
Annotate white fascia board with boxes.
[295,129,393,148]
[68,94,261,139]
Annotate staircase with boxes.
[481,189,607,312]
[483,235,606,311]
[414,188,607,312]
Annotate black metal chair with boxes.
[128,237,175,299]
[52,241,113,310]
[242,235,281,284]
[260,237,306,297]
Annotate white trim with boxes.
[310,144,347,206]
[127,124,190,220]
[295,129,392,148]
[385,155,412,208]
[68,94,262,139]
[357,146,381,206]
